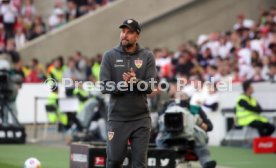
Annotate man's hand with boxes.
[200,123,208,131]
[128,68,136,78]
[122,72,131,82]
[122,68,136,83]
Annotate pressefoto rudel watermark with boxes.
[44,77,233,92]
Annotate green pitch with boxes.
[0,144,69,168]
[0,144,275,168]
[210,146,276,168]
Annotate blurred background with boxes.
[0,0,276,168]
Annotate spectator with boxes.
[25,58,46,83]
[14,27,26,49]
[21,0,36,24]
[87,0,101,11]
[231,67,244,83]
[251,63,264,82]
[75,0,90,15]
[54,0,65,10]
[258,26,271,57]
[63,56,84,81]
[251,50,261,67]
[230,31,241,49]
[173,43,187,61]
[197,47,213,69]
[65,0,82,22]
[48,57,66,82]
[48,8,66,29]
[158,47,173,79]
[73,51,86,81]
[238,39,252,79]
[205,32,220,58]
[197,34,209,49]
[72,0,88,7]
[218,60,232,82]
[0,23,6,53]
[28,24,44,40]
[218,35,233,59]
[261,56,271,80]
[14,15,28,35]
[10,59,27,82]
[269,42,276,57]
[175,50,194,77]
[11,0,22,12]
[153,48,163,76]
[28,15,46,40]
[4,38,21,63]
[91,54,102,81]
[268,63,276,82]
[205,65,221,82]
[0,0,18,39]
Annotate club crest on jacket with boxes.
[134,59,143,69]
[108,131,114,141]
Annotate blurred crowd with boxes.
[2,3,276,88]
[0,0,114,52]
[155,7,276,84]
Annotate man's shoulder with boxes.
[104,48,115,55]
[103,48,118,58]
[139,48,154,59]
[141,47,153,54]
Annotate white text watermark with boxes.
[43,77,233,93]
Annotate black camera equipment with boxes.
[0,70,26,143]
[164,113,184,133]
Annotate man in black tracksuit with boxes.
[100,19,156,168]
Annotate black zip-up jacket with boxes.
[100,44,157,121]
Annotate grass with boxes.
[0,144,69,168]
[0,144,275,168]
[210,146,276,168]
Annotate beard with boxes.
[121,39,134,49]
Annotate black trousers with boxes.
[249,120,275,137]
[65,112,83,131]
[106,118,151,168]
[4,22,15,39]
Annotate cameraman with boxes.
[155,94,216,168]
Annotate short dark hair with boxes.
[2,0,10,3]
[242,80,251,92]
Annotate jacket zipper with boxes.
[127,54,130,70]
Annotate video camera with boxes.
[0,70,15,101]
[0,59,22,102]
[164,113,184,133]
[162,102,195,141]
[0,60,26,144]
[158,103,196,157]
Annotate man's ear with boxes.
[136,33,140,41]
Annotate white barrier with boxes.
[16,83,66,124]
[14,82,276,145]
